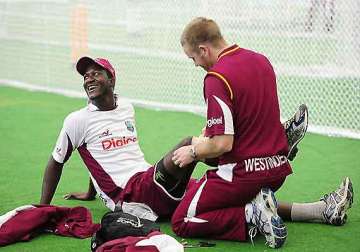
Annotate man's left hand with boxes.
[63,192,96,201]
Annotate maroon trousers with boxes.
[171,169,286,241]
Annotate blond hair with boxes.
[181,17,224,52]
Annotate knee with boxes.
[178,136,192,147]
[171,213,186,237]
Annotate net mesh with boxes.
[0,0,359,138]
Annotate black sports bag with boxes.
[91,210,160,251]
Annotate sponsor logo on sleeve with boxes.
[207,116,223,128]
[55,147,62,156]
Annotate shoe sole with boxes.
[338,177,354,225]
[261,188,287,249]
[287,104,308,159]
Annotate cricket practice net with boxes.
[0,0,359,138]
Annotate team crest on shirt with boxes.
[125,121,134,132]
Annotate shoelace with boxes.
[248,226,258,246]
[321,184,349,224]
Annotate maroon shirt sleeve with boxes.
[203,74,234,138]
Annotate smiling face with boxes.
[83,64,114,100]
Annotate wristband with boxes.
[189,145,197,160]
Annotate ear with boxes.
[198,45,208,57]
[108,78,115,88]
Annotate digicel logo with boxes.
[102,137,137,150]
[207,116,223,128]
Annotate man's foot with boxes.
[284,104,308,160]
[249,188,287,249]
[322,177,354,226]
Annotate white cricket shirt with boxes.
[52,99,151,210]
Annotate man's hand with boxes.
[173,135,233,169]
[63,192,96,201]
[63,178,97,201]
[172,145,195,168]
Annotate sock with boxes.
[154,162,185,198]
[154,167,178,190]
[245,203,254,224]
[291,201,326,222]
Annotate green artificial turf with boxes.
[0,86,359,251]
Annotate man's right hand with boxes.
[63,192,96,201]
[63,178,97,201]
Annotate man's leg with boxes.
[283,104,308,161]
[305,0,319,31]
[171,175,252,242]
[171,173,287,248]
[278,177,354,225]
[118,137,197,218]
[154,136,197,198]
[246,188,287,249]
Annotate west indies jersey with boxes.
[204,45,292,181]
[52,99,151,210]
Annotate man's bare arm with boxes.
[40,156,64,204]
[193,134,233,160]
[173,134,234,168]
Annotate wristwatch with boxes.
[189,145,197,160]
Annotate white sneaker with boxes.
[249,188,287,249]
[322,177,354,226]
[284,104,308,160]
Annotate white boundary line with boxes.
[0,79,206,114]
[1,80,359,139]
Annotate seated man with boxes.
[40,56,198,219]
